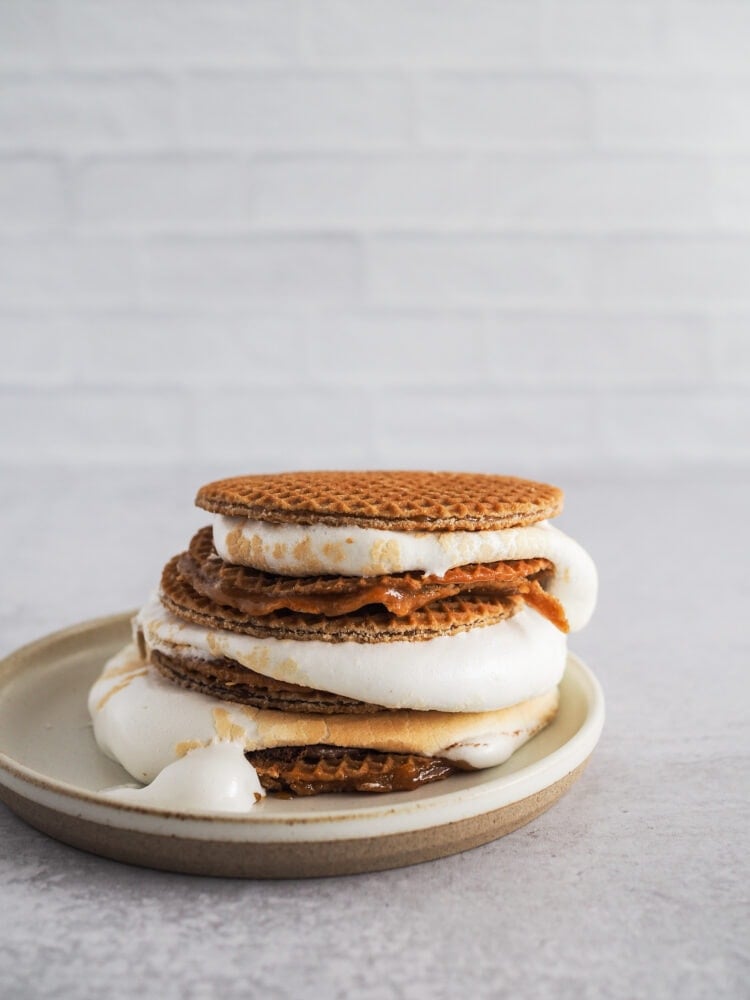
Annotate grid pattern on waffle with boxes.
[160,554,524,642]
[150,648,385,715]
[246,746,459,795]
[195,471,563,530]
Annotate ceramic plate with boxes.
[0,613,604,878]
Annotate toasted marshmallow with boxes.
[213,517,597,632]
[89,644,560,788]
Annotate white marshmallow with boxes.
[101,743,265,815]
[136,593,568,713]
[89,644,560,785]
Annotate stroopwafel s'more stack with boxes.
[89,471,597,811]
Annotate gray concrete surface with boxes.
[1,468,748,999]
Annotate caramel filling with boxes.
[178,526,570,632]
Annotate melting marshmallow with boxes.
[89,644,560,779]
[89,644,265,813]
[213,516,598,632]
[137,594,568,713]
[102,743,265,815]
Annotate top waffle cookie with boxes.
[195,471,563,531]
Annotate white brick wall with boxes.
[75,157,251,228]
[0,75,179,150]
[1,0,748,478]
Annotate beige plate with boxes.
[0,613,604,878]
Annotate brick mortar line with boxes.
[4,68,750,80]
[0,382,743,396]
[5,141,750,155]
[4,230,750,241]
[2,151,743,167]
[0,306,742,319]
[23,225,750,238]
[38,150,750,162]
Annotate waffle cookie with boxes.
[88,471,598,811]
[161,552,528,642]
[196,470,564,531]
[149,648,385,715]
[245,746,461,795]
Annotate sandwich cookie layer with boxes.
[89,644,560,786]
[149,647,387,714]
[214,518,597,632]
[136,593,567,713]
[161,554,527,642]
[180,525,560,621]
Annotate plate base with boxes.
[1,760,588,878]
[0,612,604,879]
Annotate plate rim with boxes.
[0,611,605,843]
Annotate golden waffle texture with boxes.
[179,525,554,618]
[161,554,524,642]
[195,470,563,530]
[150,648,385,715]
[245,745,460,795]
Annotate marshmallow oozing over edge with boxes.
[213,517,598,632]
[88,644,266,813]
[89,644,561,783]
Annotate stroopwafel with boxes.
[196,470,563,531]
